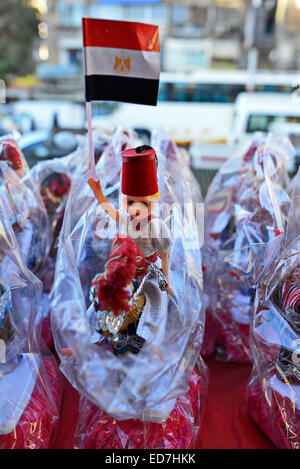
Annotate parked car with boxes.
[18,129,79,167]
[191,92,300,170]
[231,92,300,144]
[92,71,299,144]
[0,104,36,136]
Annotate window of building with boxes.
[69,49,81,66]
[151,4,168,23]
[88,4,123,21]
[172,5,189,25]
[246,114,300,133]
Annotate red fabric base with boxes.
[247,376,300,449]
[197,357,275,449]
[201,307,216,358]
[42,315,54,350]
[0,358,62,449]
[77,368,205,449]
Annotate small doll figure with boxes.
[0,283,13,347]
[40,171,71,217]
[0,138,47,274]
[88,145,171,353]
[0,138,25,179]
[40,171,71,247]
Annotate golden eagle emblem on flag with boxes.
[114,52,131,74]
[83,18,160,105]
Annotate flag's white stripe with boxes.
[84,47,160,80]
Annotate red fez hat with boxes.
[121,146,158,197]
[0,138,23,171]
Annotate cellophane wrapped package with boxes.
[0,195,61,449]
[0,137,53,347]
[0,136,50,275]
[247,168,300,449]
[51,131,207,449]
[204,134,292,362]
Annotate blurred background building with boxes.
[1,0,299,99]
[14,0,298,96]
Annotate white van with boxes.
[12,100,85,131]
[92,71,299,145]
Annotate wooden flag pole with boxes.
[86,101,96,180]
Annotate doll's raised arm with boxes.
[88,177,119,221]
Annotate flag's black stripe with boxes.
[85,75,159,106]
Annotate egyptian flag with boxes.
[82,18,160,106]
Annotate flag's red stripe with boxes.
[82,17,159,52]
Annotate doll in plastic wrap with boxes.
[88,145,171,354]
[51,131,207,449]
[0,197,61,449]
[247,268,300,449]
[150,135,216,358]
[203,135,291,362]
[40,171,71,247]
[0,137,25,178]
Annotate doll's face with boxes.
[122,194,158,219]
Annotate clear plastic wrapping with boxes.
[203,133,293,362]
[247,167,300,449]
[0,194,61,449]
[201,245,218,357]
[0,136,50,275]
[51,130,207,448]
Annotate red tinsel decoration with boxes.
[91,234,147,316]
[0,138,23,170]
[49,172,71,198]
[243,141,259,163]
